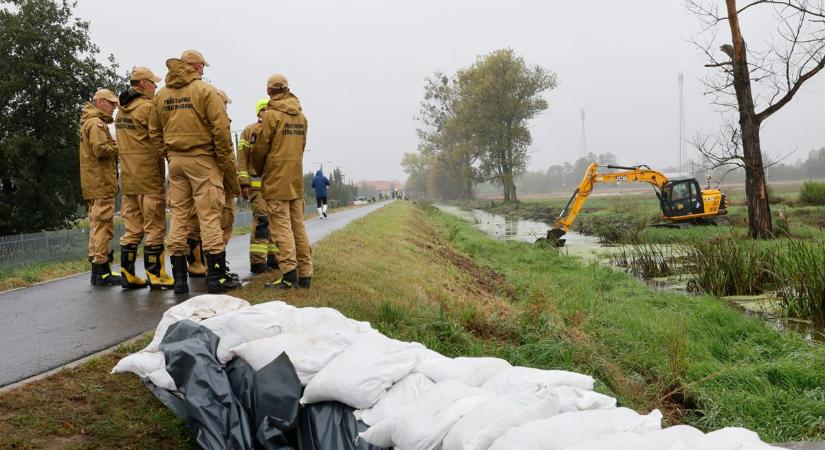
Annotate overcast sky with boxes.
[74,0,825,182]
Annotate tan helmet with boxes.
[129,66,161,83]
[92,88,118,103]
[266,74,289,90]
[181,49,209,67]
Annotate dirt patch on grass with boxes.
[45,434,90,449]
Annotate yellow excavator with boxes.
[548,163,728,246]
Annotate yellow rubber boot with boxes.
[120,245,148,289]
[144,245,175,290]
[186,238,206,277]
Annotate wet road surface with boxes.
[0,202,389,387]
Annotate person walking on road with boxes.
[251,74,312,289]
[80,88,122,287]
[312,170,330,218]
[115,66,174,290]
[238,98,280,273]
[149,49,240,294]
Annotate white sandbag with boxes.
[416,356,512,387]
[442,388,560,450]
[689,427,780,449]
[359,380,493,450]
[147,367,177,391]
[143,294,250,352]
[482,366,594,394]
[553,385,617,413]
[301,333,420,409]
[488,407,662,450]
[200,301,303,364]
[288,306,373,334]
[112,351,165,377]
[354,372,435,426]
[563,425,705,450]
[410,346,450,370]
[231,326,357,384]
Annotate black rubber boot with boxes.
[298,276,312,289]
[186,238,206,277]
[144,244,175,290]
[206,251,241,293]
[120,244,148,289]
[265,269,298,290]
[92,259,121,286]
[266,253,279,271]
[170,255,189,295]
[251,263,273,274]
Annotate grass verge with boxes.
[1,201,823,447]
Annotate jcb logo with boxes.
[616,176,628,181]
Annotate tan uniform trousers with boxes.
[119,194,166,247]
[167,155,225,255]
[267,199,312,277]
[249,190,277,265]
[186,191,235,247]
[86,198,115,264]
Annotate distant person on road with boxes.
[238,98,280,274]
[80,88,122,286]
[115,66,174,290]
[312,170,330,218]
[149,49,239,294]
[250,74,312,289]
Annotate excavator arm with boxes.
[549,164,669,242]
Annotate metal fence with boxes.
[0,210,253,271]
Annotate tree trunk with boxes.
[726,0,773,238]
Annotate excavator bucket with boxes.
[540,228,567,247]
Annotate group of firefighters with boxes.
[79,49,312,294]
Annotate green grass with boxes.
[1,201,824,446]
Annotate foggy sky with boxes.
[74,0,825,182]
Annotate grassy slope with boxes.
[1,201,823,448]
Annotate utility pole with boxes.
[579,109,587,159]
[678,72,685,175]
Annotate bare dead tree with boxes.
[687,0,825,238]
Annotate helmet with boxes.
[255,98,269,115]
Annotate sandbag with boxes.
[553,385,616,412]
[416,356,512,387]
[488,407,662,450]
[301,333,420,409]
[112,350,164,378]
[442,388,561,450]
[200,302,299,364]
[359,380,493,450]
[143,294,249,352]
[482,366,594,393]
[354,373,435,426]
[690,427,784,449]
[232,326,356,385]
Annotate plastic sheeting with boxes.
[151,319,385,450]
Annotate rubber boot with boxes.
[250,263,273,274]
[265,269,298,290]
[298,276,312,289]
[88,257,95,285]
[186,238,206,278]
[92,252,121,286]
[144,244,175,290]
[225,261,240,282]
[267,253,279,271]
[317,207,324,218]
[170,255,189,295]
[120,244,148,289]
[205,251,241,293]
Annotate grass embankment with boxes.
[1,201,824,448]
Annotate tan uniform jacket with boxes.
[237,121,263,188]
[149,58,233,173]
[116,89,165,195]
[223,140,241,197]
[250,92,308,201]
[79,102,118,200]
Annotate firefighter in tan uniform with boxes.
[238,98,279,274]
[115,66,174,290]
[251,74,312,289]
[79,89,122,286]
[149,49,240,294]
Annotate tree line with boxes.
[403,49,556,202]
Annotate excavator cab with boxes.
[658,179,704,218]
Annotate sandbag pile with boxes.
[114,295,785,450]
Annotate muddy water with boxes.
[436,204,825,343]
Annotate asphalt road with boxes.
[0,201,389,387]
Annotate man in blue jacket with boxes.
[312,170,330,218]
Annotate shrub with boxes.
[799,180,825,205]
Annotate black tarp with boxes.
[152,320,390,450]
